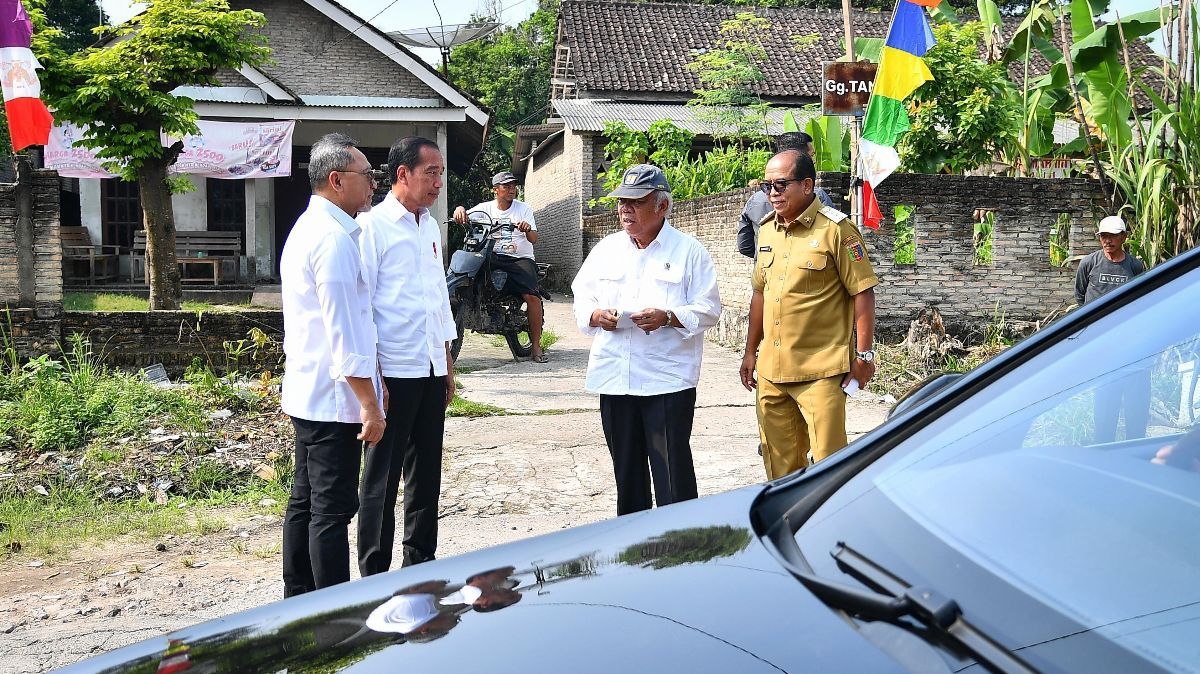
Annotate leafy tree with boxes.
[899,21,1019,174]
[31,0,271,310]
[686,12,772,141]
[446,0,558,215]
[618,526,753,570]
[45,0,105,53]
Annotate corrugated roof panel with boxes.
[173,86,269,104]
[300,95,444,108]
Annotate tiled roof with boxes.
[552,99,818,135]
[559,0,1163,103]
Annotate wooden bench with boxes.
[131,230,241,285]
[61,226,119,285]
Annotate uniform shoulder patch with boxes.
[757,211,777,226]
[819,206,849,222]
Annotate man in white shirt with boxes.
[452,171,546,362]
[571,164,722,515]
[357,136,456,571]
[280,133,385,597]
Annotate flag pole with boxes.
[841,0,861,231]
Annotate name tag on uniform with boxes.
[759,245,772,252]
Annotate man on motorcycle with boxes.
[453,171,547,363]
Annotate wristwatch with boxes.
[855,349,876,363]
[665,309,676,327]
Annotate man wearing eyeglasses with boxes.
[356,136,457,572]
[737,132,835,259]
[739,150,879,480]
[571,164,721,515]
[280,133,385,597]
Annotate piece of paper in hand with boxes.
[842,379,860,397]
[615,310,638,330]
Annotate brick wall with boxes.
[0,166,62,311]
[581,173,1106,346]
[230,0,439,99]
[60,310,285,377]
[525,132,585,290]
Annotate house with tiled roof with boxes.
[66,0,490,283]
[513,0,1161,284]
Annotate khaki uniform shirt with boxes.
[752,198,879,383]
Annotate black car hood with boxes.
[61,487,908,674]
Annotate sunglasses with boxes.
[759,178,807,194]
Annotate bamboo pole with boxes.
[842,0,861,229]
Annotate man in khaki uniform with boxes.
[740,150,879,479]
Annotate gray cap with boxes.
[607,164,670,198]
[491,171,518,186]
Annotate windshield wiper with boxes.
[773,540,1039,674]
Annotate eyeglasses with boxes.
[337,168,377,183]
[759,178,805,195]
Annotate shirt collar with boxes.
[378,192,429,226]
[773,197,821,232]
[627,219,676,250]
[310,194,361,237]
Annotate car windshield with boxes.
[795,262,1200,672]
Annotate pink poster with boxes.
[46,119,295,179]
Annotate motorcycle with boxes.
[446,211,551,361]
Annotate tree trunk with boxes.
[137,158,182,310]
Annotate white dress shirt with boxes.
[280,195,380,423]
[572,221,721,396]
[467,199,537,259]
[358,193,457,378]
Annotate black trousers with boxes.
[283,417,362,598]
[599,388,699,516]
[358,374,446,575]
[1094,367,1152,443]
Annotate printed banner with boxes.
[169,120,294,179]
[46,119,295,179]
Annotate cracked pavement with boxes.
[0,296,889,673]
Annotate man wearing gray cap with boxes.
[453,171,546,362]
[571,164,722,515]
[1075,214,1149,443]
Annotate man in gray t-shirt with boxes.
[1075,215,1149,443]
[1074,215,1146,304]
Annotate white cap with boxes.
[365,594,439,634]
[1098,215,1127,234]
[439,584,484,606]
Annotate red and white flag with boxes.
[0,0,53,151]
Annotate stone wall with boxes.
[581,173,1107,346]
[60,310,285,377]
[0,164,61,310]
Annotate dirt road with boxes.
[0,298,890,672]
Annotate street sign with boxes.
[822,62,877,116]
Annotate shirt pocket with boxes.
[651,265,684,306]
[756,251,775,290]
[795,252,831,295]
[595,267,625,305]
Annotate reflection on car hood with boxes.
[62,487,907,674]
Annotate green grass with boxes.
[446,395,507,418]
[489,328,560,352]
[0,486,268,561]
[63,292,258,313]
